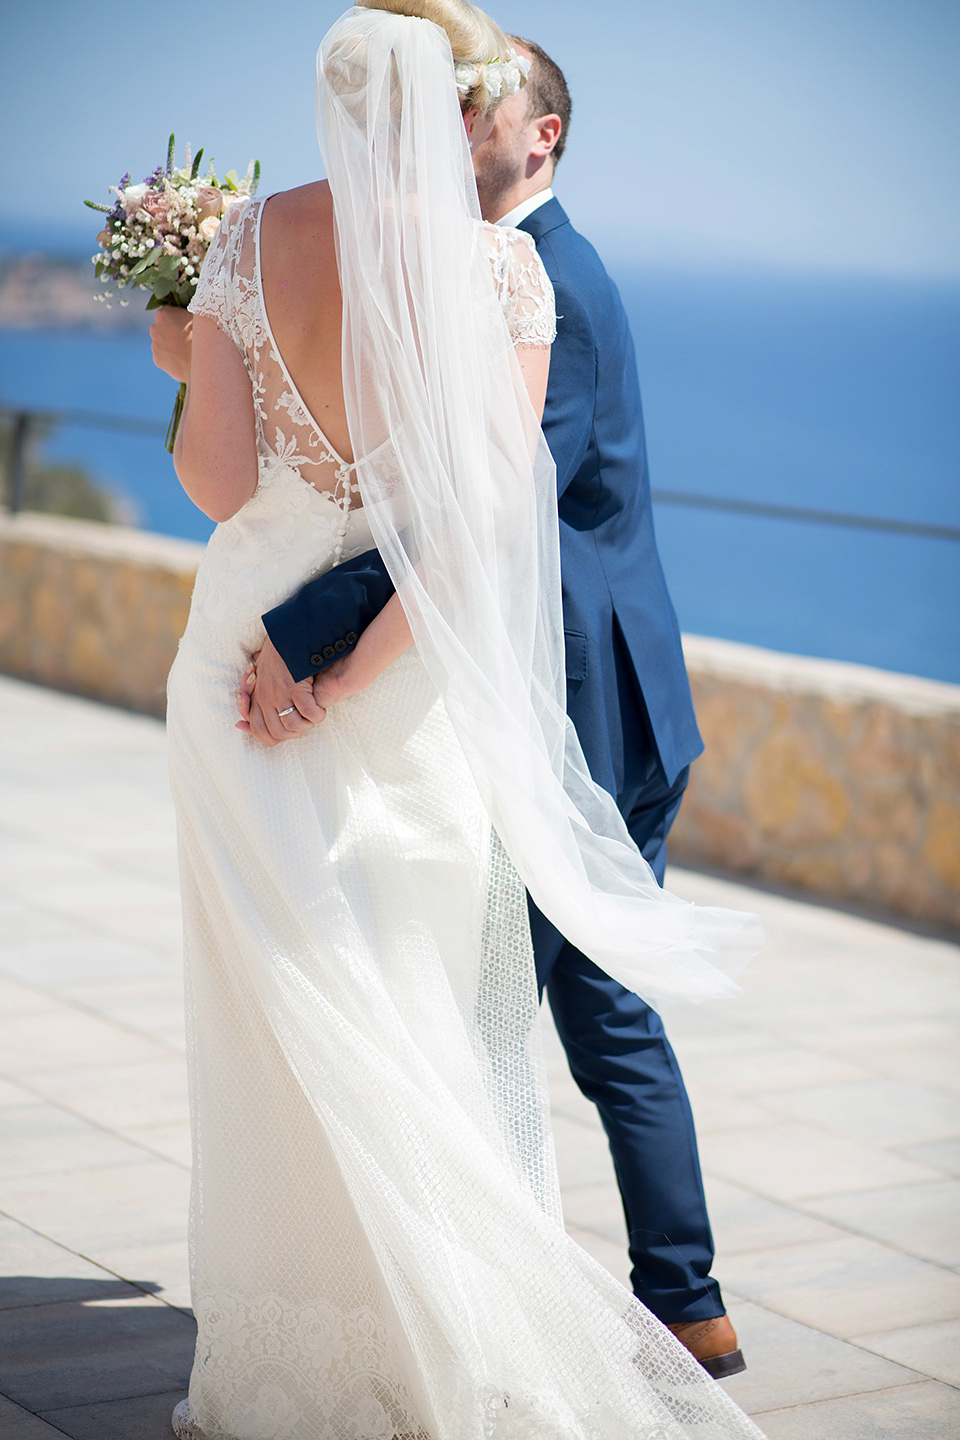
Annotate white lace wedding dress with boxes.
[167,195,764,1440]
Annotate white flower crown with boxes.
[454,51,531,102]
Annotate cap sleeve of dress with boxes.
[489,226,557,349]
[187,198,251,350]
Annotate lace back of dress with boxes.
[190,202,552,569]
[198,198,357,546]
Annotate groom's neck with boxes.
[480,166,554,225]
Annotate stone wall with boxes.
[0,512,202,717]
[673,635,960,931]
[2,512,958,929]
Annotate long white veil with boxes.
[316,5,762,1008]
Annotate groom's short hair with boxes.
[512,38,572,164]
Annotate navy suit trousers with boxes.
[528,635,723,1324]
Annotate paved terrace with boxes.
[0,672,958,1440]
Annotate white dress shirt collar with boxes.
[495,188,555,231]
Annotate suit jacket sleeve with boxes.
[541,279,597,498]
[262,549,396,682]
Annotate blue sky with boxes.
[3,0,958,274]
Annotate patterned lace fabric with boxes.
[168,198,764,1440]
[484,223,557,349]
[189,197,359,546]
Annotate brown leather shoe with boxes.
[667,1314,746,1379]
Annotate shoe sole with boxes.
[700,1348,747,1380]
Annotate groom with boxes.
[246,40,744,1378]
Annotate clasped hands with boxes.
[237,635,363,746]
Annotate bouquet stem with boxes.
[165,381,186,454]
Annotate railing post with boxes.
[7,411,30,514]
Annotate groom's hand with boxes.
[237,635,327,746]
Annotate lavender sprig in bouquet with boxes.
[85,135,260,452]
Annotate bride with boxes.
[152,1,765,1436]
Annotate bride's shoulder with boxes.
[479,222,539,279]
[477,223,555,347]
[479,220,536,259]
[479,223,551,297]
[207,193,259,258]
[261,181,332,227]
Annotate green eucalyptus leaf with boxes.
[190,147,204,179]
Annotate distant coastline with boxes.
[0,252,150,332]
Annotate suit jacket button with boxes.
[345,631,358,645]
[334,638,347,653]
[322,645,336,660]
[310,653,324,667]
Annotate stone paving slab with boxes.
[0,1290,194,1413]
[39,1390,194,1440]
[719,1299,917,1414]
[804,1178,960,1267]
[0,1217,135,1312]
[0,1392,70,1439]
[755,1380,960,1439]
[713,1232,960,1337]
[1,673,959,1439]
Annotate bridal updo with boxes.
[357,0,519,116]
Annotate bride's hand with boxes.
[150,307,193,382]
[238,637,328,746]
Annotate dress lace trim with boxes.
[485,225,557,348]
[190,1292,423,1440]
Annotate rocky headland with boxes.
[0,252,150,331]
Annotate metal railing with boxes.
[650,487,960,544]
[3,402,959,542]
[1,404,166,514]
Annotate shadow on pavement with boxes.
[0,1276,195,1440]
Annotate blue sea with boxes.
[2,267,958,684]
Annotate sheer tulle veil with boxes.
[316,5,763,1007]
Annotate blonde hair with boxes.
[357,0,518,116]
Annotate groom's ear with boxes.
[530,113,563,162]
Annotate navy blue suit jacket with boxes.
[263,198,701,792]
[520,199,701,791]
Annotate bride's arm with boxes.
[174,317,258,520]
[310,591,413,711]
[151,308,258,521]
[515,344,550,427]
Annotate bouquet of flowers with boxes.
[85,135,260,451]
